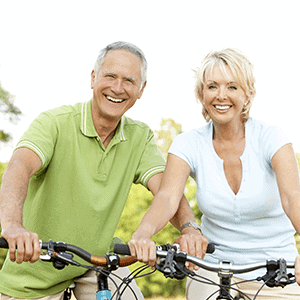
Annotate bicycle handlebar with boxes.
[113,242,296,287]
[0,237,137,268]
[113,242,216,256]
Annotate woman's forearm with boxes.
[132,192,179,239]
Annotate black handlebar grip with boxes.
[206,243,215,254]
[0,237,9,249]
[113,244,131,255]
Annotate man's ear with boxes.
[138,81,147,99]
[91,70,96,89]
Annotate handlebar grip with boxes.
[113,244,131,255]
[0,237,9,249]
[113,242,215,255]
[206,243,215,254]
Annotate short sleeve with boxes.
[168,131,196,175]
[15,111,58,175]
[134,129,165,188]
[262,124,291,163]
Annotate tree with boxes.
[0,81,22,143]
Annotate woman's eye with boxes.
[229,85,237,90]
[208,85,216,89]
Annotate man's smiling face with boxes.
[91,49,146,122]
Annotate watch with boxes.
[180,221,202,233]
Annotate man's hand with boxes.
[128,235,156,269]
[1,221,41,264]
[295,255,300,285]
[174,227,208,270]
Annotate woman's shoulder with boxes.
[247,118,290,156]
[247,117,287,137]
[176,122,212,141]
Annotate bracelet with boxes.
[180,221,202,233]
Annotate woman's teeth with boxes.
[215,105,231,110]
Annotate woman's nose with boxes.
[217,87,227,100]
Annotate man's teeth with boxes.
[106,96,124,103]
[215,105,231,110]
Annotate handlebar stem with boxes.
[218,260,234,279]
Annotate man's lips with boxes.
[106,95,125,103]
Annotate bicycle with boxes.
[113,243,297,300]
[0,237,141,300]
[0,237,296,300]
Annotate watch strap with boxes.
[180,221,202,233]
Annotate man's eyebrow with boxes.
[124,76,137,84]
[103,71,117,76]
[103,72,137,84]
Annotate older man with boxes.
[0,42,204,299]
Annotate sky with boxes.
[1,0,300,162]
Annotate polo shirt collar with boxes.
[80,100,126,141]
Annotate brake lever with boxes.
[275,258,289,284]
[260,259,296,288]
[155,243,189,280]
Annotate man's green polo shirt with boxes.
[0,100,165,298]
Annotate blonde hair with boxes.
[194,48,256,122]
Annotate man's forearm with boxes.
[0,162,30,230]
[170,195,196,231]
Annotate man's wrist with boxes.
[180,221,202,234]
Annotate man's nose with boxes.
[111,79,125,94]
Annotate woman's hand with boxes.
[128,234,156,269]
[174,227,208,270]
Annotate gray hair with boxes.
[94,41,147,88]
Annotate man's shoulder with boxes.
[122,116,153,137]
[122,115,151,129]
[43,102,83,119]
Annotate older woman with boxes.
[129,49,300,299]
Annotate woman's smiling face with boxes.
[201,65,249,126]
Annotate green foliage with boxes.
[0,162,7,185]
[0,162,8,268]
[154,118,182,160]
[0,80,22,143]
